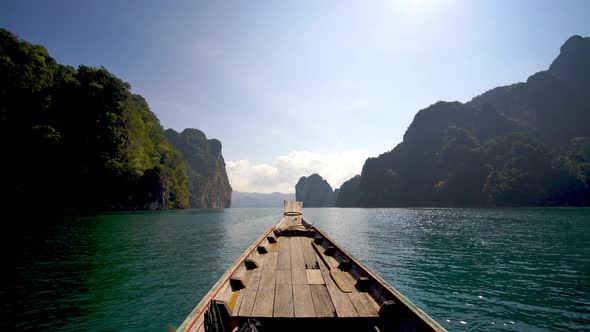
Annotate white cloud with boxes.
[227,149,373,193]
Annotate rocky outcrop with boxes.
[356,35,590,207]
[335,175,361,207]
[165,129,232,208]
[295,174,337,207]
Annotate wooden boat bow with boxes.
[177,201,446,332]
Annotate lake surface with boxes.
[11,208,590,331]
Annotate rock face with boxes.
[165,129,232,208]
[349,35,590,207]
[295,174,337,207]
[1,28,192,211]
[335,175,361,207]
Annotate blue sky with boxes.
[2,0,589,192]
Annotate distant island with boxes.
[299,35,590,207]
[1,29,231,211]
[295,174,338,207]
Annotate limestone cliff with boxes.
[295,174,337,207]
[165,129,232,208]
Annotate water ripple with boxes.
[9,207,590,331]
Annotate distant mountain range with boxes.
[232,191,295,208]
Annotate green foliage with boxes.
[164,129,232,208]
[350,35,590,207]
[1,28,190,210]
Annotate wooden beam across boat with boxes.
[176,201,447,332]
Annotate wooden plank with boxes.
[252,268,276,317]
[187,313,204,332]
[259,267,276,287]
[301,237,318,268]
[309,284,336,318]
[347,292,380,317]
[317,254,358,317]
[293,284,316,317]
[177,223,276,332]
[214,282,232,302]
[236,268,262,316]
[250,250,268,268]
[330,270,353,293]
[276,270,292,285]
[306,269,324,284]
[290,236,305,270]
[274,284,294,317]
[277,237,291,270]
[292,270,307,285]
[265,252,278,270]
[268,242,279,253]
[312,241,339,269]
[252,285,275,317]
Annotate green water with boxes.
[11,208,590,331]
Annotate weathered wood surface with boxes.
[317,253,359,317]
[265,252,278,270]
[348,292,380,317]
[301,237,318,268]
[252,285,275,317]
[176,222,277,332]
[306,269,324,284]
[290,236,305,270]
[293,284,316,317]
[284,200,303,214]
[276,269,292,284]
[277,237,291,270]
[292,270,307,284]
[235,267,262,316]
[179,207,446,332]
[309,284,336,317]
[274,284,294,317]
[330,270,354,293]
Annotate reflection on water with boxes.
[305,208,590,331]
[10,207,590,331]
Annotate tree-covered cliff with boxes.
[164,129,232,208]
[1,29,230,210]
[344,35,590,207]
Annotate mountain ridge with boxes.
[341,35,590,207]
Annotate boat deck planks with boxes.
[306,269,324,284]
[290,236,305,270]
[309,284,336,317]
[348,292,380,317]
[276,269,292,284]
[317,253,360,317]
[301,237,318,268]
[274,284,294,317]
[265,252,278,270]
[177,201,447,332]
[277,237,291,270]
[293,284,316,317]
[292,270,307,284]
[236,267,262,316]
[252,285,275,317]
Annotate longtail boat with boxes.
[177,201,446,331]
